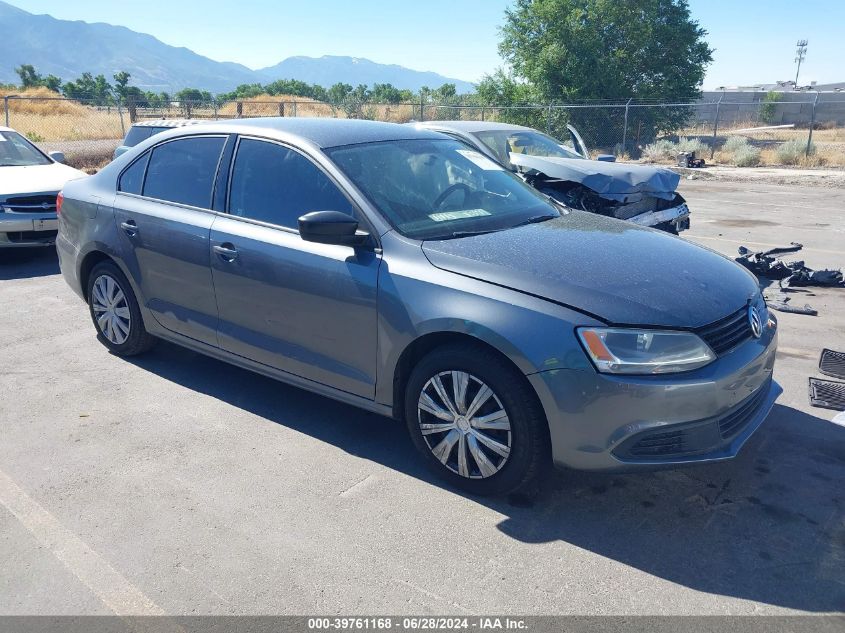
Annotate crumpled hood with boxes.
[0,163,87,198]
[509,153,680,202]
[422,212,758,328]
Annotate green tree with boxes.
[61,73,113,105]
[370,83,403,104]
[43,75,62,92]
[495,0,713,145]
[113,71,131,100]
[15,64,42,88]
[759,90,782,124]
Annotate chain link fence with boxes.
[4,93,845,170]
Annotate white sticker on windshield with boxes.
[456,149,504,171]
[429,209,491,222]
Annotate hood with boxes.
[421,213,759,328]
[508,153,679,202]
[0,162,87,198]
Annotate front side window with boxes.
[228,138,354,229]
[0,131,51,167]
[142,136,226,208]
[326,139,559,240]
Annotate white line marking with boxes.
[686,234,845,256]
[0,468,165,616]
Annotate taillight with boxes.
[56,191,64,215]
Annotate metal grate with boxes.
[627,429,687,457]
[695,307,754,356]
[808,378,845,412]
[819,349,845,380]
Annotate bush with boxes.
[641,139,676,162]
[722,136,749,153]
[776,139,813,165]
[25,131,45,143]
[675,136,706,154]
[733,145,761,167]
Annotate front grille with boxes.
[5,230,58,243]
[718,382,770,439]
[696,307,753,356]
[1,194,58,214]
[627,429,687,457]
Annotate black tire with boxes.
[86,260,155,356]
[404,343,550,496]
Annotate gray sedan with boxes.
[56,118,779,495]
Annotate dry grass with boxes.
[1,87,124,141]
[217,94,336,118]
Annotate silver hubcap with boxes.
[417,371,512,479]
[91,274,131,345]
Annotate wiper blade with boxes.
[443,228,503,239]
[511,214,558,228]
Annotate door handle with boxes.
[120,220,138,235]
[213,243,239,261]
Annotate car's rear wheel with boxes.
[404,344,549,496]
[87,261,155,356]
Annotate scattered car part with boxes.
[735,243,844,288]
[808,377,845,412]
[819,349,845,380]
[762,293,817,316]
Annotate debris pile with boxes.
[735,242,844,287]
[735,242,843,316]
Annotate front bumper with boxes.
[0,212,59,247]
[529,320,778,471]
[628,202,690,232]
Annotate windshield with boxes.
[326,139,560,240]
[474,129,582,167]
[0,131,51,167]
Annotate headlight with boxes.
[577,327,716,375]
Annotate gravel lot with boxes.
[1,179,843,616]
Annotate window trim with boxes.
[223,134,378,243]
[115,134,230,212]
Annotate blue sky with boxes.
[9,0,844,88]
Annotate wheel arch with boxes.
[390,330,542,423]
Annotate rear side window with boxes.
[142,136,226,208]
[228,138,353,229]
[118,152,150,195]
[122,126,154,147]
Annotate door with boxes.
[210,137,381,398]
[113,135,227,346]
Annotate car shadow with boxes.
[127,341,845,613]
[0,247,60,280]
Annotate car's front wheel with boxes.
[87,261,155,356]
[405,344,549,496]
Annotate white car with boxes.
[0,126,87,248]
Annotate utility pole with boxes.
[794,39,808,87]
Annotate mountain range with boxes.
[0,1,475,94]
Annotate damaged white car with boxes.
[414,121,689,234]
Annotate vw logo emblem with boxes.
[748,306,763,339]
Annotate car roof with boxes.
[147,117,446,149]
[413,120,535,134]
[130,119,208,128]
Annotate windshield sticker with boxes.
[456,149,504,171]
[428,209,491,222]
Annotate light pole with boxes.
[794,39,808,87]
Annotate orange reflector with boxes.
[581,330,614,362]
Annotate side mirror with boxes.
[595,154,616,162]
[298,210,370,247]
[49,151,66,164]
